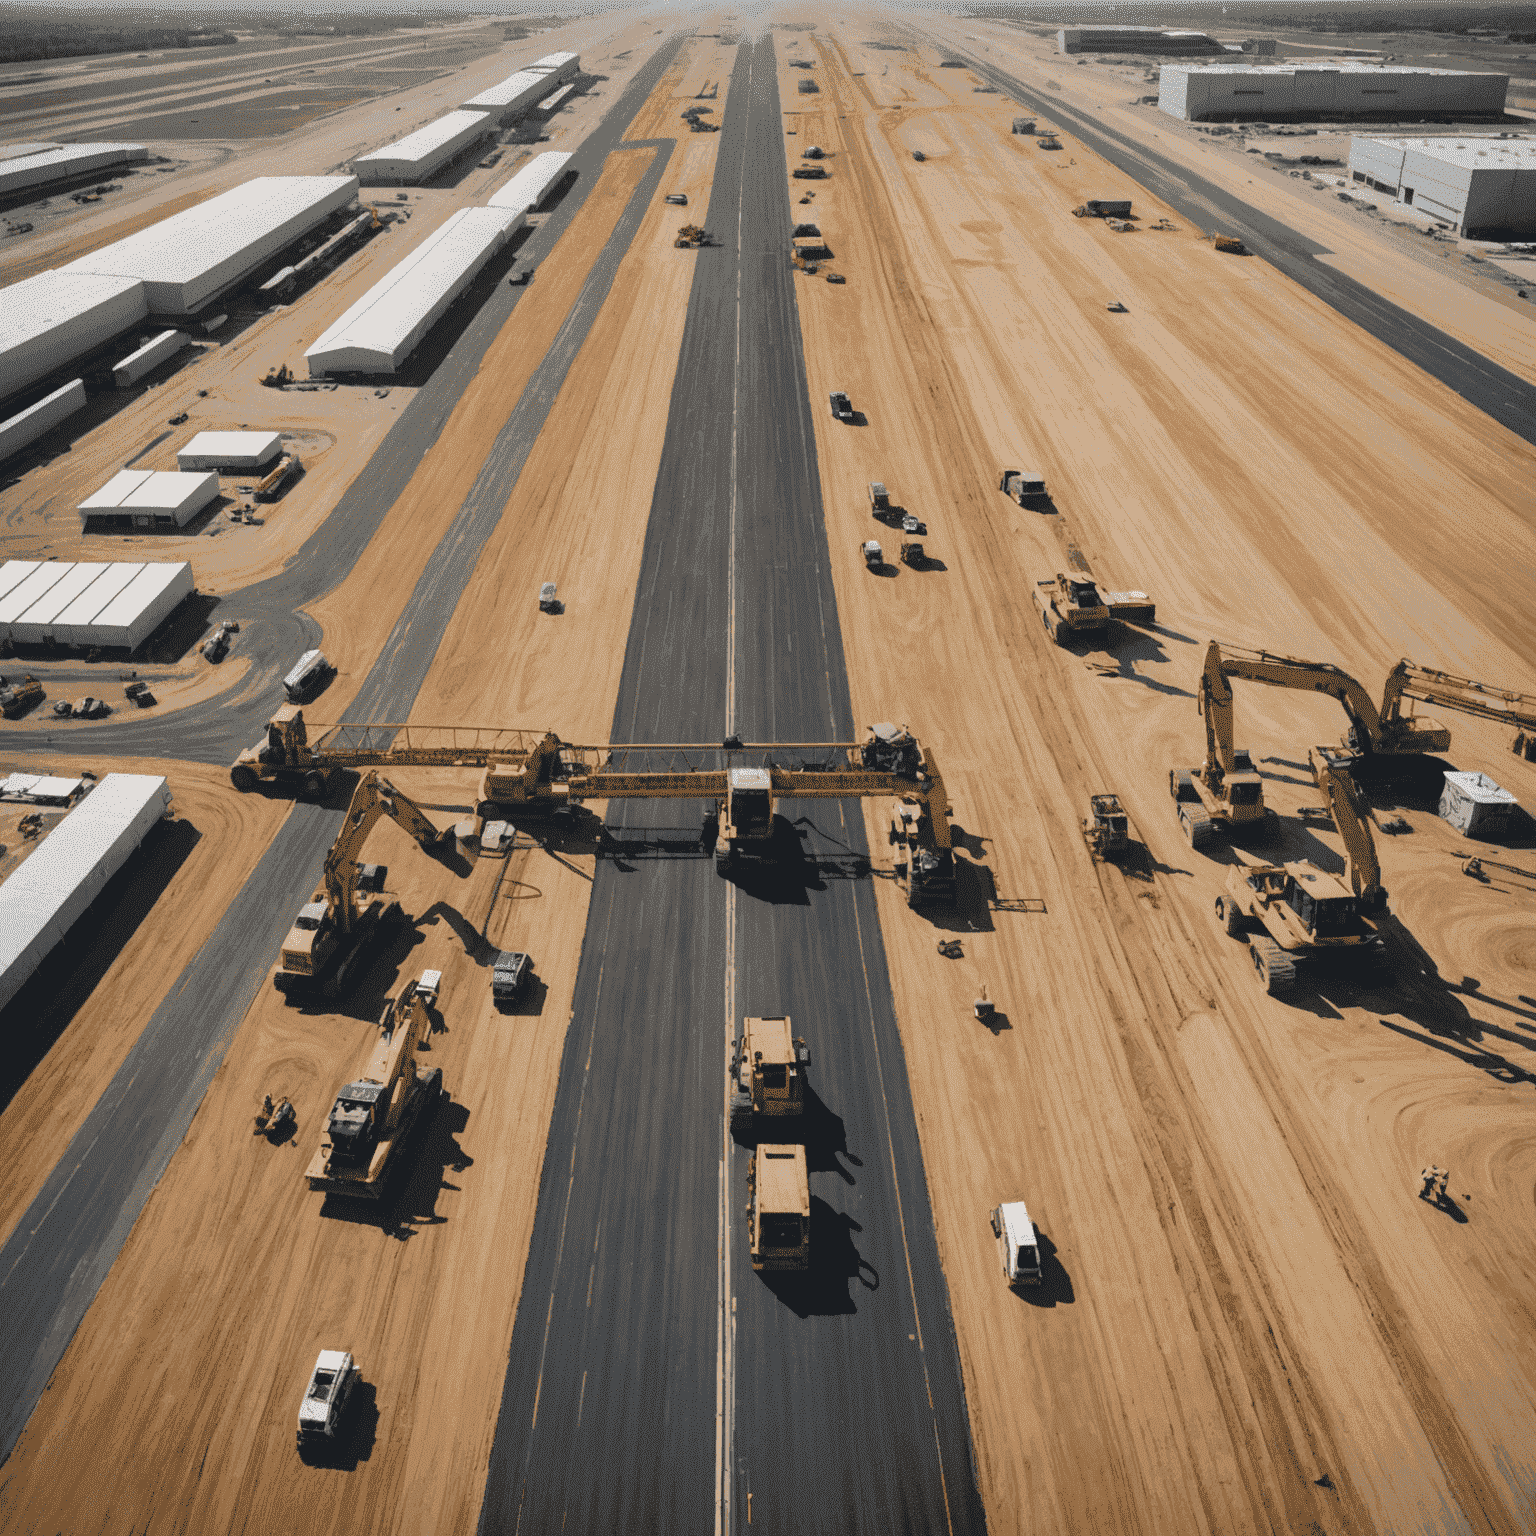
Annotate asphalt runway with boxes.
[478,36,984,1535]
[0,38,684,1468]
[25,36,686,769]
[929,34,1536,449]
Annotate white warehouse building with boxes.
[0,269,148,402]
[64,175,359,313]
[464,70,564,127]
[488,151,573,215]
[1349,136,1536,236]
[304,206,524,376]
[1058,26,1225,55]
[353,110,494,184]
[530,52,580,82]
[0,141,148,198]
[1159,62,1509,121]
[0,559,193,648]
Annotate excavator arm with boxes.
[322,772,443,935]
[1198,641,1238,777]
[1382,660,1535,749]
[1207,642,1388,752]
[1308,747,1385,908]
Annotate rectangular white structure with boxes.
[0,142,63,162]
[0,141,147,198]
[177,429,282,471]
[1440,770,1519,838]
[0,773,173,1013]
[539,83,576,114]
[0,562,74,627]
[530,52,580,83]
[0,379,87,463]
[488,151,573,215]
[111,328,189,387]
[53,561,146,645]
[65,175,358,313]
[0,562,41,605]
[86,562,194,648]
[305,206,524,376]
[5,562,111,644]
[353,110,493,184]
[1349,135,1536,235]
[1059,26,1223,55]
[78,469,217,528]
[0,269,148,401]
[1159,62,1509,122]
[463,70,560,127]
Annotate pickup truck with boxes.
[492,950,533,1006]
[829,390,854,422]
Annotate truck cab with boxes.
[749,1144,810,1271]
[829,390,853,421]
[280,900,334,978]
[297,1350,359,1447]
[492,949,532,1005]
[999,468,1046,503]
[990,1201,1042,1288]
[283,649,331,702]
[324,1080,387,1166]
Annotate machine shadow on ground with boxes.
[296,1380,379,1470]
[318,1093,471,1241]
[1018,1230,1075,1307]
[0,817,201,1114]
[800,1085,860,1184]
[759,1197,878,1318]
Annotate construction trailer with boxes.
[1439,771,1519,839]
[748,1143,810,1270]
[1073,199,1133,218]
[111,329,189,387]
[729,1016,810,1136]
[306,983,442,1197]
[232,715,958,908]
[0,380,87,463]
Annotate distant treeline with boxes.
[965,3,1536,39]
[0,27,236,63]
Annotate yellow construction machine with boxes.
[1031,570,1155,644]
[1170,641,1275,848]
[273,771,446,1002]
[232,715,958,908]
[1213,745,1388,994]
[1190,641,1536,764]
[306,978,442,1198]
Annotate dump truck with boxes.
[900,534,926,568]
[1037,135,1061,150]
[297,1351,360,1448]
[802,145,825,159]
[306,983,442,1197]
[273,772,445,1001]
[0,675,44,718]
[1213,234,1246,254]
[729,1016,811,1136]
[1073,199,1132,218]
[492,948,533,1005]
[1033,570,1155,642]
[748,1143,810,1271]
[990,1201,1043,1287]
[1083,792,1131,859]
[868,481,891,515]
[829,390,854,421]
[862,539,884,570]
[998,468,1046,503]
[792,166,828,180]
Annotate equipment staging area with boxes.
[0,8,1534,1536]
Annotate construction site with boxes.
[0,6,1534,1534]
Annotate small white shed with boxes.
[1439,771,1519,839]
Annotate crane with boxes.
[236,717,957,908]
[273,770,447,1001]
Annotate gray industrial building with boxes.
[1159,62,1509,121]
[1349,135,1536,235]
[1058,26,1226,55]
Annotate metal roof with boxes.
[354,110,491,167]
[487,151,572,213]
[464,69,556,112]
[1355,135,1536,171]
[1166,61,1508,78]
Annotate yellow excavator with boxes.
[1196,641,1536,762]
[306,977,442,1198]
[1170,641,1274,848]
[273,771,446,1002]
[1213,744,1388,995]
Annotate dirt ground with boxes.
[0,38,738,1536]
[785,21,1536,1536]
[922,18,1536,385]
[0,757,288,1240]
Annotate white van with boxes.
[990,1201,1042,1288]
[283,648,331,702]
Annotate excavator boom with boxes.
[324,773,444,938]
[1383,660,1536,739]
[1308,747,1385,907]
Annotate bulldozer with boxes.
[1032,570,1156,644]
[0,675,44,719]
[675,224,714,247]
[1210,233,1246,254]
[306,979,443,1198]
[272,771,446,1002]
[1213,746,1388,994]
[728,1016,811,1138]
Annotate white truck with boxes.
[989,1201,1043,1288]
[296,1350,359,1449]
